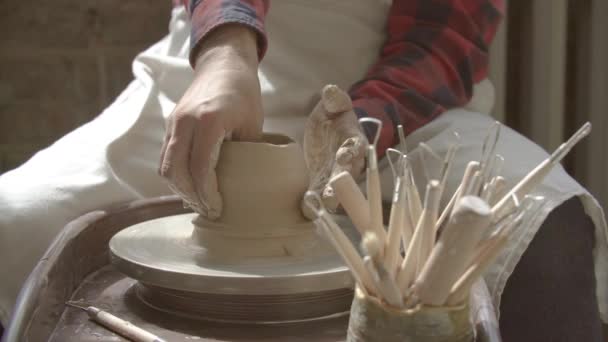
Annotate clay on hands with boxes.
[303,85,368,215]
[159,25,263,220]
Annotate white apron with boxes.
[1,1,606,325]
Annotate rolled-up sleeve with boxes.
[349,0,504,155]
[179,0,269,66]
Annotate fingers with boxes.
[322,84,352,115]
[190,114,225,220]
[159,114,202,211]
[322,134,368,211]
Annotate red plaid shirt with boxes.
[177,0,504,154]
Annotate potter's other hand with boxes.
[159,25,264,220]
[303,85,368,214]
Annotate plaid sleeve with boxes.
[350,0,504,156]
[179,0,269,67]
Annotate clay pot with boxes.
[191,134,331,258]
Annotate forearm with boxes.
[194,24,259,73]
[350,0,504,155]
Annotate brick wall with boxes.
[0,0,172,173]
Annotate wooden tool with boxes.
[358,118,387,245]
[66,301,167,342]
[396,180,441,293]
[366,145,388,244]
[438,142,459,200]
[384,155,408,273]
[397,124,407,154]
[465,170,482,197]
[492,122,591,219]
[304,192,378,296]
[436,184,461,235]
[415,180,442,275]
[479,121,501,187]
[453,161,481,213]
[411,196,492,306]
[446,213,522,305]
[405,162,423,227]
[329,171,370,236]
[362,233,404,307]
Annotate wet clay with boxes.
[109,134,357,322]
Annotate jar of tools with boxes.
[347,287,473,342]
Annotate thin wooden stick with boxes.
[411,196,492,306]
[415,180,442,275]
[329,171,370,236]
[492,122,591,219]
[384,157,407,273]
[436,184,461,236]
[396,180,441,293]
[304,192,378,296]
[366,145,387,244]
[318,212,378,296]
[445,214,522,305]
[465,170,482,197]
[453,161,481,214]
[363,234,404,307]
[405,162,423,227]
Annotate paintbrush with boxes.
[492,122,591,220]
[411,196,492,306]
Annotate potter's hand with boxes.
[159,25,263,219]
[303,85,368,213]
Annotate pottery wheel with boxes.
[110,213,358,323]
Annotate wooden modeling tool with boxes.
[465,170,483,197]
[492,122,591,220]
[438,142,459,198]
[479,122,501,187]
[454,161,481,208]
[415,180,442,275]
[304,192,378,296]
[446,213,522,305]
[384,155,408,273]
[397,124,407,154]
[385,148,404,184]
[362,233,404,307]
[66,301,167,342]
[405,162,423,227]
[435,184,461,235]
[359,118,387,245]
[411,196,492,306]
[396,180,441,293]
[329,171,370,236]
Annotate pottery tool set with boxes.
[306,120,592,311]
